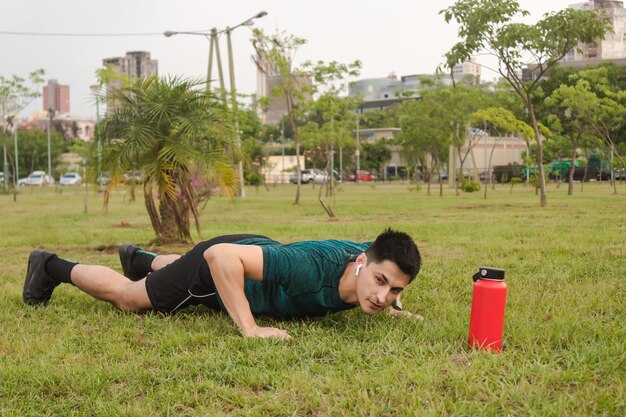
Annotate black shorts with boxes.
[145,234,268,314]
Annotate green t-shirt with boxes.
[215,237,370,318]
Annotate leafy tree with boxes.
[252,28,360,204]
[251,29,310,204]
[0,69,45,194]
[544,78,601,194]
[396,96,450,196]
[442,0,611,206]
[361,140,391,178]
[471,107,533,199]
[551,67,626,193]
[97,76,237,244]
[5,128,66,178]
[301,92,361,197]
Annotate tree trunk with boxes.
[526,98,547,207]
[484,141,498,200]
[286,95,301,205]
[158,196,182,243]
[568,151,576,196]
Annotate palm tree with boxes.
[97,76,238,244]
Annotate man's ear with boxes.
[356,252,368,265]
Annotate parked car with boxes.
[346,169,376,182]
[59,172,82,186]
[96,172,112,186]
[124,170,143,184]
[18,171,55,186]
[289,169,315,184]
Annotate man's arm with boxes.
[203,243,291,339]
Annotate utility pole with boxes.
[163,12,268,199]
[47,80,53,181]
[14,124,19,182]
[47,108,53,180]
[355,114,360,183]
[226,26,246,197]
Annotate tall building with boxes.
[42,79,70,114]
[523,1,626,80]
[255,51,311,125]
[348,60,480,112]
[102,51,158,79]
[563,1,626,62]
[452,58,481,83]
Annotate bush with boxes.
[460,178,480,193]
[246,173,264,187]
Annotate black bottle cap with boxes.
[472,266,505,282]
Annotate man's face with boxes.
[355,257,411,315]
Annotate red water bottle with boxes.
[468,267,507,352]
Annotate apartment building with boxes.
[254,51,311,125]
[42,79,70,114]
[102,51,158,80]
[563,1,626,63]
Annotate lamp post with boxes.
[90,84,103,192]
[355,113,360,184]
[164,11,267,198]
[14,121,18,182]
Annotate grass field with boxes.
[0,181,624,416]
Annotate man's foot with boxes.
[118,243,142,281]
[23,250,60,306]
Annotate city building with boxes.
[21,111,95,142]
[564,1,626,63]
[523,1,626,81]
[42,80,70,114]
[348,61,481,113]
[254,51,312,125]
[102,51,158,80]
[451,134,528,180]
[451,58,481,83]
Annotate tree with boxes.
[442,0,611,206]
[397,96,450,196]
[301,92,361,197]
[251,28,360,204]
[471,107,533,199]
[97,76,237,244]
[251,29,310,204]
[5,128,66,177]
[544,78,601,194]
[0,69,45,195]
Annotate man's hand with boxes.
[241,325,291,340]
[385,307,424,321]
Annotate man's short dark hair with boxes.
[366,228,421,282]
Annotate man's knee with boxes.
[114,281,151,312]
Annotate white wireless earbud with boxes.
[355,263,363,276]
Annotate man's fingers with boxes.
[244,325,291,340]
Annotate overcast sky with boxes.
[1,0,580,119]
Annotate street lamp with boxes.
[164,11,268,198]
[90,84,103,192]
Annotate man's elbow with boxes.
[204,243,231,266]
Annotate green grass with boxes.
[1,182,624,416]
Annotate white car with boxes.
[59,172,82,186]
[18,171,55,186]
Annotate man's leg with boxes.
[24,250,152,312]
[70,265,152,312]
[118,244,180,280]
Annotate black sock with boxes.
[131,250,157,276]
[45,256,78,284]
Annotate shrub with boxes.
[246,173,264,187]
[460,178,480,192]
